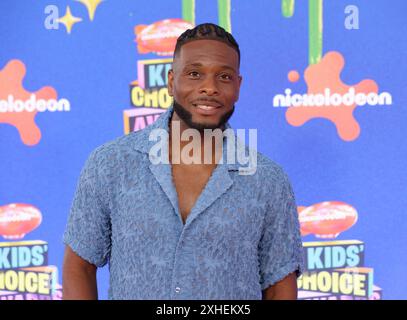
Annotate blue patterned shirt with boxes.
[63,106,304,300]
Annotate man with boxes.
[62,23,304,300]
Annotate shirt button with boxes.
[175,287,181,293]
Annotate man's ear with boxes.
[167,69,174,97]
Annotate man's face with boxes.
[168,39,242,130]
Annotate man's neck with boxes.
[169,112,224,166]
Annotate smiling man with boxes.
[62,23,304,300]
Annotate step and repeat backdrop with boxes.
[1,0,406,300]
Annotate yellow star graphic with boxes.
[57,6,82,34]
[75,0,104,21]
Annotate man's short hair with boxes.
[174,23,240,65]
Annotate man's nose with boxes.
[198,76,219,95]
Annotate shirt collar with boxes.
[131,106,240,171]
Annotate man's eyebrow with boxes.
[182,63,237,73]
[183,63,203,68]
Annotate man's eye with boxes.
[188,71,200,77]
[220,74,232,80]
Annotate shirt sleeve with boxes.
[62,148,111,268]
[258,169,304,291]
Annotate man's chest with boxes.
[171,164,216,224]
[110,163,267,244]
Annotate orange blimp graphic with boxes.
[0,203,42,240]
[135,18,193,56]
[298,201,358,239]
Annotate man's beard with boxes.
[172,99,235,131]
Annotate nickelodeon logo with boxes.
[0,59,70,146]
[273,88,392,108]
[0,95,70,113]
[275,51,393,141]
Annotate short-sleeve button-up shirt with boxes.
[63,106,304,300]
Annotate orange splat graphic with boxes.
[0,59,57,146]
[286,51,378,141]
[288,70,300,83]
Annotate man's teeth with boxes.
[196,105,218,110]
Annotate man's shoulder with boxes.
[251,150,292,188]
[84,130,152,173]
[242,151,296,207]
[90,130,150,159]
